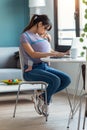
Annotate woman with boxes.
[20,14,71,116]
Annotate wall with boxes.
[0,0,29,47]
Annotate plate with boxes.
[1,79,22,85]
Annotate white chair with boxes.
[13,48,48,121]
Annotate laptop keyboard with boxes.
[50,55,70,59]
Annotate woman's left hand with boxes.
[51,50,70,57]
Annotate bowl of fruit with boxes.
[1,79,22,85]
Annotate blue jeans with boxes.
[23,62,71,104]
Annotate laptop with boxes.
[50,45,71,59]
[55,45,71,52]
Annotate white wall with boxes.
[29,0,83,95]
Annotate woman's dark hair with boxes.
[23,14,52,32]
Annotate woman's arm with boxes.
[22,42,68,58]
[51,49,70,57]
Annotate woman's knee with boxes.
[47,75,61,89]
[53,76,61,87]
[64,75,71,86]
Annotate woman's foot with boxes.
[32,94,42,115]
[32,93,49,116]
[42,104,49,116]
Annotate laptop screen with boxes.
[55,45,71,52]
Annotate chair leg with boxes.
[44,86,48,122]
[83,97,87,130]
[13,83,48,122]
[13,85,20,118]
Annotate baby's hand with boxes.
[41,33,51,42]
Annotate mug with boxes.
[70,48,78,59]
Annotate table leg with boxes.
[67,63,83,128]
[83,97,87,129]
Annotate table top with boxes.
[41,56,86,63]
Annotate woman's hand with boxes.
[51,52,65,57]
[50,50,70,57]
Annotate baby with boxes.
[25,60,33,72]
[25,33,51,72]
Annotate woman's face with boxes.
[37,22,49,35]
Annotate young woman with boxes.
[20,14,71,116]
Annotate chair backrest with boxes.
[19,47,25,80]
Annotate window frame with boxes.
[54,0,80,50]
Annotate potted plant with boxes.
[79,0,87,57]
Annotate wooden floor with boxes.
[0,92,86,130]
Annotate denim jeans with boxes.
[23,62,71,104]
